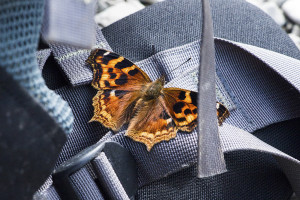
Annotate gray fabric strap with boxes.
[228,40,300,91]
[197,0,227,178]
[109,123,300,198]
[69,167,104,200]
[42,0,97,48]
[49,26,112,85]
[220,124,300,198]
[37,29,300,200]
[36,48,51,70]
[34,149,131,200]
[92,153,130,200]
[104,40,300,195]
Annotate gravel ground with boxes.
[247,0,300,50]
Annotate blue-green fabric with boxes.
[0,0,73,133]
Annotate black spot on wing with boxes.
[192,108,197,114]
[159,110,170,120]
[103,90,111,99]
[178,91,186,100]
[173,102,185,114]
[104,80,110,87]
[110,73,117,79]
[115,74,128,85]
[184,109,192,115]
[217,103,227,115]
[102,52,119,65]
[128,68,139,76]
[176,117,186,122]
[94,67,102,83]
[115,59,133,69]
[190,92,197,106]
[115,90,128,99]
[108,68,113,73]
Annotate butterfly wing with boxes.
[216,102,230,126]
[162,88,230,131]
[126,97,177,151]
[162,88,198,132]
[87,49,152,130]
[90,89,141,131]
[87,49,151,91]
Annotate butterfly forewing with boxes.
[87,49,151,91]
[87,49,151,131]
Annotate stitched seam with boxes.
[56,42,107,62]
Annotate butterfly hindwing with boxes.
[162,88,198,132]
[126,97,177,151]
[87,49,151,91]
[216,102,230,126]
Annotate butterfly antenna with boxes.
[171,57,192,73]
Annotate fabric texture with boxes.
[197,0,227,177]
[0,0,73,134]
[32,0,300,199]
[102,0,300,61]
[93,153,130,200]
[42,0,97,48]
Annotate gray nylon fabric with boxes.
[102,0,300,61]
[69,167,104,200]
[42,0,97,48]
[197,0,226,178]
[215,39,300,132]
[93,153,130,200]
[0,0,73,134]
[36,48,51,70]
[49,26,112,85]
[36,38,300,199]
[34,0,300,199]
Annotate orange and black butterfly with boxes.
[86,49,229,151]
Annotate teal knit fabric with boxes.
[0,0,73,133]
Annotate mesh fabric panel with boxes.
[0,0,73,133]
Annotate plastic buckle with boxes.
[52,141,138,200]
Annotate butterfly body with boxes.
[87,49,229,151]
[142,76,165,101]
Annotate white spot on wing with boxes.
[166,118,172,123]
[111,90,115,96]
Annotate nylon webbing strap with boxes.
[35,141,136,200]
[197,0,227,177]
[92,153,130,200]
[42,0,97,48]
[49,26,111,86]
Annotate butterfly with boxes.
[86,49,229,151]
